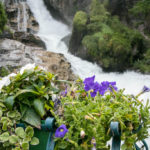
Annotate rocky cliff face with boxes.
[43,0,91,25]
[0,0,76,80]
[0,39,75,80]
[4,0,38,33]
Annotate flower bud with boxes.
[80,130,85,139]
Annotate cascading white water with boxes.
[27,0,150,147]
[16,0,27,32]
[22,2,27,32]
[17,7,21,31]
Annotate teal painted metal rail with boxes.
[17,117,55,150]
[110,122,149,150]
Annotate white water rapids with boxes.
[26,0,150,148]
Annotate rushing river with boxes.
[27,0,150,148]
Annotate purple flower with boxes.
[83,75,95,91]
[83,76,117,97]
[99,81,117,95]
[54,99,61,108]
[83,76,100,97]
[55,124,68,138]
[142,86,150,93]
[109,82,118,91]
[90,82,100,97]
[61,88,67,97]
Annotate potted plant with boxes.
[52,76,150,150]
[0,65,60,150]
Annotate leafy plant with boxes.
[53,76,150,150]
[0,66,60,149]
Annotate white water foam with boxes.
[27,0,150,147]
[16,0,27,32]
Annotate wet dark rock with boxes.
[61,34,71,48]
[13,32,46,49]
[43,0,91,25]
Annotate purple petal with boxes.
[90,91,97,97]
[83,75,95,92]
[142,86,150,93]
[55,124,68,138]
[83,75,95,85]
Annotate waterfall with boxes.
[16,0,27,32]
[22,2,27,32]
[17,7,21,31]
[27,0,150,147]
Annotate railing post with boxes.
[110,122,121,150]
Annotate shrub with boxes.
[73,11,88,32]
[73,0,147,72]
[134,49,150,73]
[130,0,150,17]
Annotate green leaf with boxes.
[4,96,14,110]
[3,141,10,147]
[0,109,3,117]
[0,132,9,142]
[14,89,40,99]
[22,142,29,150]
[12,148,21,150]
[25,126,34,138]
[0,102,6,108]
[33,99,45,118]
[22,108,41,128]
[9,135,19,144]
[15,127,26,139]
[7,110,20,119]
[20,104,28,117]
[30,137,39,145]
[2,121,7,131]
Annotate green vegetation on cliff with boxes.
[130,0,150,34]
[73,11,88,32]
[130,0,150,17]
[70,0,149,72]
[0,2,7,33]
[0,67,9,77]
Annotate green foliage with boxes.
[0,2,7,33]
[0,67,10,77]
[53,80,150,150]
[73,11,88,32]
[134,48,150,73]
[130,0,150,17]
[0,66,60,149]
[72,0,147,72]
[0,102,38,149]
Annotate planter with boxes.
[17,117,55,150]
[110,122,149,150]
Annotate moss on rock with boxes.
[0,2,7,33]
[0,67,9,77]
